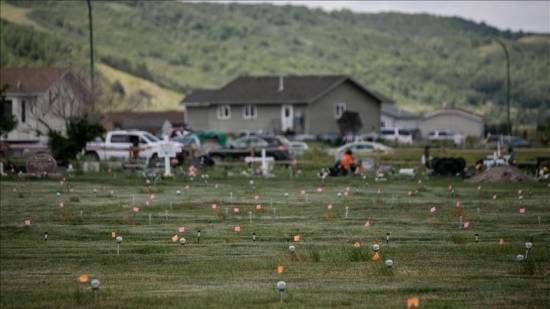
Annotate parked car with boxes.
[288,141,309,155]
[330,141,393,161]
[485,135,531,148]
[428,130,464,146]
[379,127,413,144]
[291,134,317,142]
[84,130,184,164]
[207,135,292,163]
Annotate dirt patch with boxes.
[467,166,532,183]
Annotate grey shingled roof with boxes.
[381,103,420,119]
[182,75,384,105]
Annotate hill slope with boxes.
[1,1,548,123]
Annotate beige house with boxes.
[419,108,484,138]
[181,75,383,135]
[0,68,90,142]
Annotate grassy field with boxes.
[1,168,549,308]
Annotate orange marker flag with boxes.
[406,296,420,308]
[277,265,284,274]
[111,231,116,238]
[371,252,380,261]
[171,234,179,242]
[78,274,90,284]
[293,235,300,242]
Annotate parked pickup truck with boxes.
[84,130,184,164]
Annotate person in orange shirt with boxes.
[340,150,355,175]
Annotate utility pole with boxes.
[495,39,511,136]
[87,0,95,111]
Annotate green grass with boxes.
[1,169,549,308]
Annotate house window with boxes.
[0,100,12,119]
[335,102,346,119]
[21,100,26,123]
[217,105,231,119]
[243,104,257,120]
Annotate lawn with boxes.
[0,169,549,308]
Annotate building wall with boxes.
[186,104,310,134]
[2,75,88,142]
[394,118,420,130]
[307,81,380,135]
[419,113,484,138]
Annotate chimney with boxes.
[278,75,284,92]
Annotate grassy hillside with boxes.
[1,1,548,123]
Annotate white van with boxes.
[380,128,413,144]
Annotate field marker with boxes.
[115,236,123,255]
[516,254,524,273]
[197,230,201,244]
[386,232,390,245]
[43,232,48,242]
[524,242,533,260]
[90,279,100,303]
[276,280,286,303]
[249,211,253,223]
[475,233,479,242]
[345,206,349,218]
[252,232,256,242]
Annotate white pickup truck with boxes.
[84,130,184,163]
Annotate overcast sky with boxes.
[216,1,550,33]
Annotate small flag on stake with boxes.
[171,234,179,242]
[492,193,497,200]
[463,221,470,229]
[132,207,140,213]
[316,187,324,193]
[79,274,90,284]
[364,220,371,228]
[178,227,186,233]
[59,201,64,208]
[24,219,32,226]
[371,252,380,261]
[256,204,262,210]
[519,208,526,214]
[233,207,240,214]
[293,235,300,242]
[211,204,217,209]
[277,265,284,274]
[234,225,241,233]
[455,200,461,208]
[327,204,333,210]
[353,241,361,248]
[430,206,437,213]
[406,296,420,308]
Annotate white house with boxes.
[0,68,91,142]
[381,103,421,130]
[419,108,484,138]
